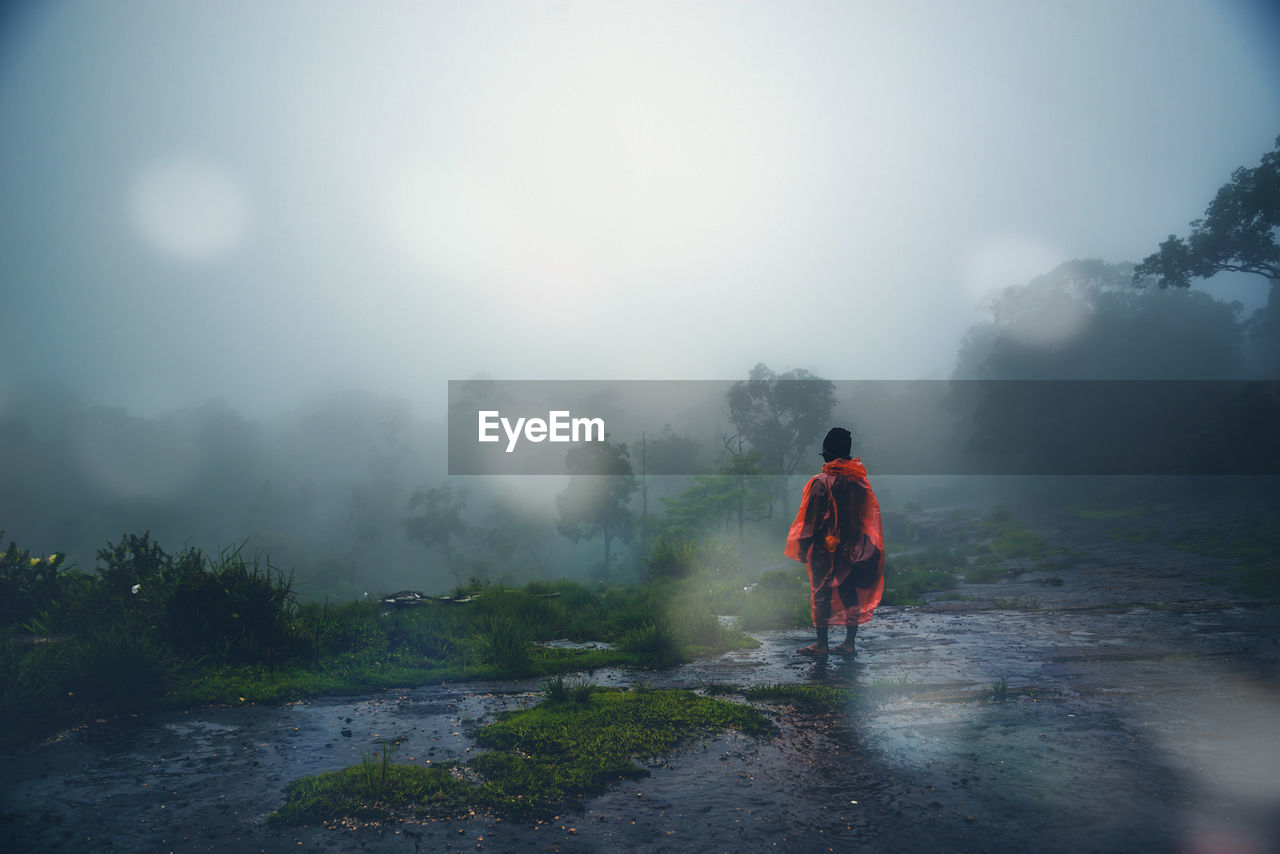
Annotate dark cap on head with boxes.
[821,427,852,459]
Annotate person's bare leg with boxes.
[833,623,857,654]
[800,573,833,655]
[799,625,829,655]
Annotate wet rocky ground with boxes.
[2,504,1278,853]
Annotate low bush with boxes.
[0,535,68,629]
[163,548,297,664]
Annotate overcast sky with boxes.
[2,0,1278,418]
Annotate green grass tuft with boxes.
[618,618,685,666]
[742,683,851,713]
[985,678,1010,702]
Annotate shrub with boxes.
[162,547,297,664]
[0,536,68,629]
[644,537,699,580]
[97,531,205,600]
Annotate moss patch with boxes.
[270,687,773,825]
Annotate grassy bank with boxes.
[0,533,763,750]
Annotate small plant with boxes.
[541,672,570,702]
[541,673,597,704]
[985,678,1010,703]
[540,676,599,706]
[358,740,398,796]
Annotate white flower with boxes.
[131,584,141,595]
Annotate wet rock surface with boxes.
[2,506,1278,853]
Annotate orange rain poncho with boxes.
[784,457,885,627]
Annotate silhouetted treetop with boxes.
[1134,135,1280,288]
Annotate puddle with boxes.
[537,639,615,650]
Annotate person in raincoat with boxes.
[784,427,885,656]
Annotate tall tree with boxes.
[726,363,836,516]
[955,259,1245,380]
[403,484,470,585]
[1134,136,1279,289]
[633,426,705,549]
[555,440,637,576]
[657,450,772,545]
[481,494,556,579]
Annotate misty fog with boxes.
[2,1,1279,597]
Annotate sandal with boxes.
[797,645,829,656]
[831,643,856,655]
